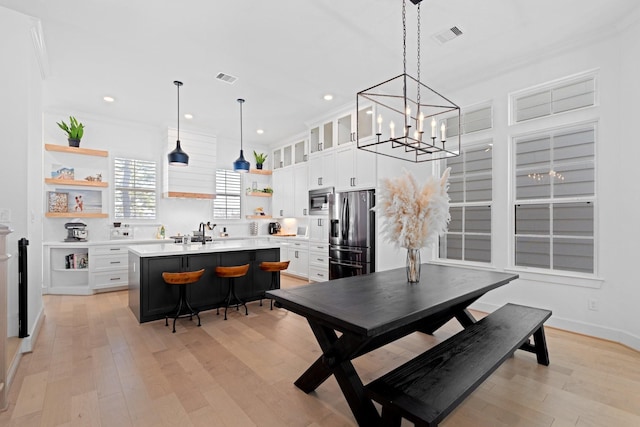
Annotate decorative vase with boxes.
[68,138,80,147]
[406,248,421,283]
[256,163,263,170]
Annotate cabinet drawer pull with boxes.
[317,273,324,277]
[110,261,121,264]
[110,277,121,281]
[110,248,120,251]
[317,258,324,262]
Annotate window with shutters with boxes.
[513,123,596,274]
[445,104,492,138]
[511,72,596,124]
[114,158,157,219]
[439,143,493,263]
[213,169,241,219]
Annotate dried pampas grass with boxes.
[377,168,451,250]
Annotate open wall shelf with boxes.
[45,212,109,218]
[45,144,108,157]
[44,178,108,188]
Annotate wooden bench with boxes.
[365,303,552,427]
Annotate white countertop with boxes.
[128,239,281,257]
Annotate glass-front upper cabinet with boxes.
[283,145,292,167]
[272,147,282,169]
[309,120,334,154]
[338,106,376,145]
[294,139,307,164]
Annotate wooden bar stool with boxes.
[259,261,290,310]
[162,269,205,333]
[215,264,250,320]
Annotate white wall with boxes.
[0,6,44,343]
[42,111,273,242]
[415,22,640,349]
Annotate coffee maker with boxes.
[64,222,88,242]
[268,222,281,235]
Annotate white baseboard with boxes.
[471,301,640,352]
[6,306,46,391]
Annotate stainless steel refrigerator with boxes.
[329,189,375,279]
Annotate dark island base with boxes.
[129,248,280,323]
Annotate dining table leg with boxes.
[294,320,381,426]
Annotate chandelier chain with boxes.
[416,3,421,108]
[402,0,407,76]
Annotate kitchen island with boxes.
[128,240,280,323]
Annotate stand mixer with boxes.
[64,222,88,242]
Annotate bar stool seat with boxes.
[215,264,250,320]
[259,261,290,310]
[162,269,205,333]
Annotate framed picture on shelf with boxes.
[51,164,75,180]
[56,188,102,213]
[47,191,69,213]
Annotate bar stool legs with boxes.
[215,264,250,320]
[165,284,201,333]
[258,261,290,310]
[162,269,205,333]
[218,276,248,320]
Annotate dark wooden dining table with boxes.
[266,263,519,426]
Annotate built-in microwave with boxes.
[308,187,333,215]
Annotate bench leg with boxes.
[381,406,402,427]
[533,326,550,366]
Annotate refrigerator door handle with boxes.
[341,197,348,239]
[330,260,364,269]
[332,247,363,254]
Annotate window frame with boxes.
[112,157,157,220]
[509,121,598,278]
[213,169,241,220]
[438,140,494,266]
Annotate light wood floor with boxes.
[1,275,639,426]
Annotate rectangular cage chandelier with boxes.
[357,0,461,163]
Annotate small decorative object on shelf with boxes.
[84,173,102,182]
[56,116,85,147]
[377,168,451,283]
[47,191,69,213]
[253,151,268,170]
[254,207,266,216]
[51,165,74,180]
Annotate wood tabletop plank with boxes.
[267,264,518,337]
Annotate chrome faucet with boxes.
[198,222,216,245]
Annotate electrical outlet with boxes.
[0,208,11,223]
[588,298,598,311]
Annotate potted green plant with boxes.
[57,116,85,147]
[253,150,268,170]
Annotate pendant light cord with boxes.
[177,83,180,140]
[238,98,245,151]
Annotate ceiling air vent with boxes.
[432,26,463,45]
[216,72,238,84]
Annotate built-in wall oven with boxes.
[308,187,333,215]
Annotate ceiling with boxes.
[2,0,639,148]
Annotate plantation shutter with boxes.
[114,158,157,219]
[213,169,241,219]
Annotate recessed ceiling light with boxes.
[323,94,333,101]
[366,109,373,115]
[103,96,115,103]
[256,129,264,135]
[184,113,193,119]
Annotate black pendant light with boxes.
[168,80,189,166]
[233,98,250,173]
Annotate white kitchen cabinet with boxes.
[308,241,329,282]
[293,164,309,217]
[309,217,328,242]
[272,168,294,217]
[309,120,334,154]
[89,244,128,291]
[308,150,336,190]
[337,105,376,146]
[288,240,309,278]
[335,144,377,191]
[44,244,90,295]
[274,238,308,279]
[294,139,308,164]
